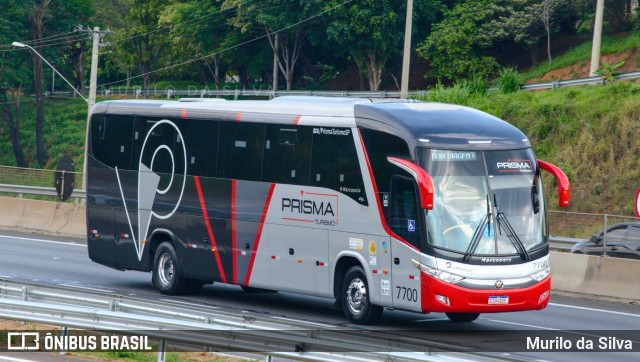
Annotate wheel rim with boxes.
[157,253,175,287]
[346,277,368,316]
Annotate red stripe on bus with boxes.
[236,112,242,122]
[244,183,275,287]
[293,115,301,125]
[181,109,187,119]
[194,176,228,283]
[357,130,420,252]
[282,217,314,223]
[231,179,238,285]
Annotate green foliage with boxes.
[469,82,640,215]
[495,66,522,93]
[420,81,472,105]
[417,0,498,81]
[459,75,489,97]
[595,60,626,82]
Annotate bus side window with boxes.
[263,125,311,185]
[183,119,219,177]
[389,175,422,248]
[90,114,134,170]
[217,122,265,181]
[310,128,367,205]
[131,118,179,173]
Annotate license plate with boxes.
[488,296,509,305]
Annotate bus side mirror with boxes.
[387,157,434,210]
[538,160,570,207]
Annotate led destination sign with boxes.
[431,150,477,162]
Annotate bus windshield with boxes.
[418,148,546,256]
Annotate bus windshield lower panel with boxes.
[419,148,546,257]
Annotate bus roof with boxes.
[355,102,530,151]
[92,97,530,150]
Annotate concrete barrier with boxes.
[550,251,640,302]
[0,196,85,238]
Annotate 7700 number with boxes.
[396,286,418,302]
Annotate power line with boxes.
[111,0,254,45]
[99,0,354,88]
[0,30,81,49]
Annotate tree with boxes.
[27,0,52,165]
[159,0,232,89]
[22,0,93,165]
[0,0,30,167]
[124,0,169,89]
[418,0,499,81]
[223,0,321,90]
[326,0,441,91]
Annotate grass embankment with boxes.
[521,32,640,81]
[0,97,87,171]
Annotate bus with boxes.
[86,96,569,324]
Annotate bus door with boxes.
[389,176,423,311]
[269,224,317,294]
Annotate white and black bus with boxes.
[86,96,569,324]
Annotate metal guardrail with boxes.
[43,70,640,100]
[0,280,505,362]
[0,183,85,200]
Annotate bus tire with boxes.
[341,266,382,324]
[152,242,190,295]
[446,312,480,322]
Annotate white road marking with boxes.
[0,357,39,362]
[484,318,559,330]
[0,234,85,247]
[549,302,640,318]
[59,284,114,293]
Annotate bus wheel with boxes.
[341,266,382,324]
[446,312,480,322]
[153,242,189,295]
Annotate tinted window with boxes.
[626,226,640,243]
[131,117,182,174]
[389,176,422,248]
[605,228,627,242]
[218,122,265,181]
[359,129,410,194]
[90,114,134,169]
[263,125,311,184]
[182,119,219,177]
[310,127,366,205]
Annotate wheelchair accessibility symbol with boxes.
[408,219,416,232]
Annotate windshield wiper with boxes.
[494,194,530,261]
[463,195,491,262]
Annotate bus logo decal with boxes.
[115,119,187,261]
[281,190,338,226]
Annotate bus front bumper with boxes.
[421,273,551,314]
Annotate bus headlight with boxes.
[411,259,464,284]
[530,267,550,282]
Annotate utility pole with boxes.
[400,0,414,99]
[589,0,605,76]
[79,27,113,191]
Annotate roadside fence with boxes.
[41,70,640,101]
